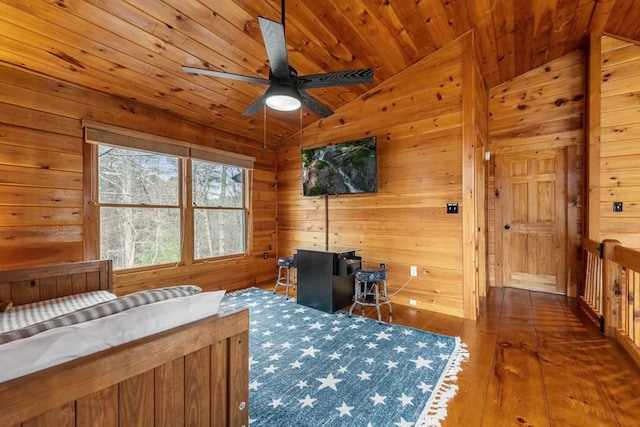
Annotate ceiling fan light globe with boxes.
[265,94,301,111]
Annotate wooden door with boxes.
[495,149,567,294]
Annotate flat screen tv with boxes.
[302,136,377,196]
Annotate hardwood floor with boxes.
[263,284,640,426]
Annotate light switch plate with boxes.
[613,201,623,212]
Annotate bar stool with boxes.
[348,267,392,323]
[273,255,296,299]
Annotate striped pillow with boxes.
[0,285,202,345]
[0,291,117,333]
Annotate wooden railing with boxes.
[581,238,603,327]
[581,238,640,368]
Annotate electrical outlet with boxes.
[410,265,417,277]
[409,299,417,306]
[263,252,268,259]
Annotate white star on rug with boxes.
[269,398,284,408]
[366,342,378,349]
[410,355,434,369]
[338,365,348,373]
[385,360,399,369]
[263,364,278,374]
[336,402,354,417]
[295,380,308,389]
[300,346,320,358]
[299,394,317,408]
[328,351,342,360]
[375,330,392,340]
[357,371,372,380]
[249,356,258,370]
[249,380,262,391]
[417,341,427,348]
[394,417,414,427]
[309,321,324,330]
[394,346,407,353]
[281,342,292,349]
[397,393,414,407]
[417,382,433,393]
[290,360,303,369]
[436,341,447,348]
[316,373,342,391]
[370,392,387,406]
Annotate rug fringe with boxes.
[415,337,469,427]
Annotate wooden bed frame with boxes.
[0,260,249,426]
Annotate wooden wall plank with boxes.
[0,59,277,295]
[599,35,640,250]
[277,35,468,317]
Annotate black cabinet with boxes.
[296,247,361,313]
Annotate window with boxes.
[98,146,181,270]
[85,121,254,271]
[192,160,245,260]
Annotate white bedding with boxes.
[0,290,225,383]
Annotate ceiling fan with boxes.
[182,2,373,118]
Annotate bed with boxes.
[0,260,249,426]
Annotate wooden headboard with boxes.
[0,260,113,305]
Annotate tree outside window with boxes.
[97,145,246,270]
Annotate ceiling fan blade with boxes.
[258,17,290,80]
[182,66,269,85]
[298,68,374,89]
[242,93,267,116]
[299,89,333,118]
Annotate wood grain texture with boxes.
[268,283,640,426]
[1,0,636,147]
[277,35,469,318]
[598,34,640,250]
[0,61,277,294]
[489,51,585,292]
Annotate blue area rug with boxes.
[220,288,468,427]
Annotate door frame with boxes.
[493,146,577,296]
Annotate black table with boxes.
[295,246,362,313]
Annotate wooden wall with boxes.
[488,50,585,292]
[0,65,277,295]
[596,35,640,249]
[277,32,484,318]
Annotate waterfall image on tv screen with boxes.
[302,136,377,196]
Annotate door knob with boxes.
[504,224,510,230]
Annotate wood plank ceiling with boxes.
[0,0,639,148]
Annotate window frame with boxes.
[83,122,254,272]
